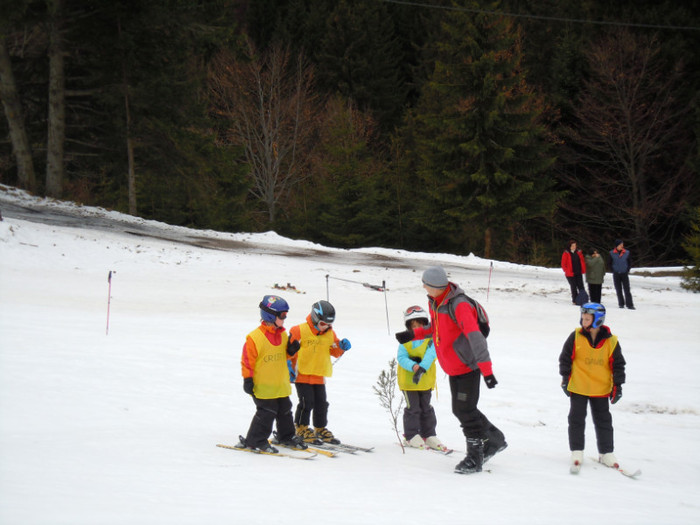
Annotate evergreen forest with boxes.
[2,0,699,267]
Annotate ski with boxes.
[427,444,454,456]
[322,442,374,453]
[216,443,317,460]
[303,438,373,454]
[590,457,641,478]
[400,442,456,456]
[271,432,339,457]
[272,441,338,458]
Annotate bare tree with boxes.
[0,36,36,191]
[560,30,694,264]
[209,42,319,224]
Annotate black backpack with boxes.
[447,293,490,338]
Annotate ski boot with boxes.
[454,438,484,474]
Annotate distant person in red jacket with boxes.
[395,266,506,475]
[561,239,587,305]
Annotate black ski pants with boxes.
[294,383,329,429]
[402,389,437,440]
[566,275,586,303]
[567,393,614,453]
[612,272,634,308]
[588,283,602,304]
[244,395,295,449]
[449,370,503,442]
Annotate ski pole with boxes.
[106,270,115,335]
[487,262,493,302]
[383,279,390,334]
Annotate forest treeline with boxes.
[1,0,699,266]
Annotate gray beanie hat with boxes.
[422,266,449,289]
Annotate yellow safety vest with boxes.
[568,328,618,397]
[398,339,437,391]
[296,322,335,377]
[247,328,291,399]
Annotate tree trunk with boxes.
[46,0,66,198]
[0,37,36,191]
[124,78,137,216]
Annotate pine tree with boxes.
[316,0,407,135]
[409,0,558,260]
[681,207,700,293]
[289,96,391,248]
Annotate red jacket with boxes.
[561,250,586,277]
[413,283,493,377]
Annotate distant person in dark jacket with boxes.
[610,240,635,310]
[585,249,605,303]
[561,240,586,305]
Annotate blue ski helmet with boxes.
[580,302,606,329]
[311,300,335,327]
[259,295,289,323]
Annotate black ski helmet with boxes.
[311,300,335,326]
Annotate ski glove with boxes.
[561,378,570,397]
[287,339,301,356]
[339,338,351,351]
[483,374,498,389]
[412,366,426,384]
[243,377,254,396]
[395,330,414,344]
[610,384,622,404]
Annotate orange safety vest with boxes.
[246,328,291,399]
[568,328,618,397]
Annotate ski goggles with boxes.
[318,320,332,328]
[405,305,424,315]
[580,306,599,315]
[259,303,288,319]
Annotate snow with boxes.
[1,187,699,525]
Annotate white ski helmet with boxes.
[404,305,429,329]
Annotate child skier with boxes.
[238,295,306,453]
[288,300,351,444]
[559,302,626,472]
[397,305,446,451]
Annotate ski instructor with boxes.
[395,266,507,474]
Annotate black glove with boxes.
[610,384,622,404]
[412,366,426,384]
[287,339,301,356]
[484,374,498,389]
[243,377,254,396]
[395,330,414,344]
[410,356,422,363]
[561,378,570,397]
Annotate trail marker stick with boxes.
[106,271,115,335]
[383,280,390,334]
[487,262,493,301]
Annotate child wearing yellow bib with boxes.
[397,305,446,451]
[289,300,351,444]
[239,295,306,453]
[559,302,626,471]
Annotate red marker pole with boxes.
[106,271,114,335]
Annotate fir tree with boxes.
[409,0,558,260]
